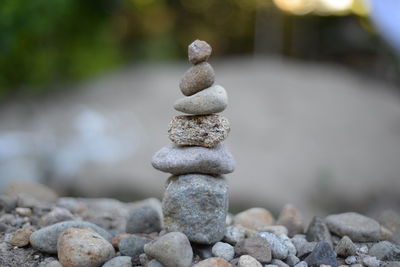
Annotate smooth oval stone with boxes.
[119,235,152,258]
[57,228,115,267]
[151,143,235,175]
[179,62,215,96]
[325,212,381,242]
[188,40,212,64]
[162,174,229,244]
[174,85,228,115]
[30,220,112,254]
[144,232,193,267]
[168,114,230,148]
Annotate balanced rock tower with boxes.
[151,40,235,244]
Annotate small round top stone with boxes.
[188,40,212,64]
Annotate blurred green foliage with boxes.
[0,0,264,99]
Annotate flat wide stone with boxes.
[168,114,230,148]
[162,174,229,244]
[174,85,228,115]
[151,143,235,175]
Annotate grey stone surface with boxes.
[174,85,228,115]
[162,174,228,244]
[259,232,289,260]
[211,242,234,261]
[168,114,230,148]
[193,257,232,267]
[223,225,246,245]
[152,143,235,175]
[29,220,112,254]
[103,256,133,267]
[304,241,337,267]
[369,241,400,261]
[126,206,161,234]
[188,40,212,64]
[291,235,316,258]
[279,234,297,256]
[325,212,381,242]
[306,216,332,246]
[57,228,115,267]
[235,236,272,263]
[335,236,357,257]
[272,259,290,267]
[277,204,305,237]
[180,62,215,96]
[39,207,76,226]
[294,261,308,267]
[119,235,152,258]
[361,256,380,267]
[345,256,358,265]
[144,232,193,267]
[285,254,300,266]
[148,259,166,267]
[259,226,288,236]
[238,255,263,267]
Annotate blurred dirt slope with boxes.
[1,57,400,218]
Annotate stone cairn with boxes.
[151,39,235,244]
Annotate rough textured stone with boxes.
[174,85,228,115]
[148,259,165,267]
[259,232,289,260]
[335,236,357,257]
[294,261,308,267]
[304,241,337,267]
[286,254,300,266]
[188,40,212,64]
[223,225,246,245]
[103,256,132,267]
[119,235,152,258]
[361,256,380,267]
[193,257,232,267]
[306,216,332,246]
[238,255,262,267]
[272,259,290,267]
[212,242,234,261]
[369,241,400,261]
[258,225,289,236]
[162,174,228,244]
[345,256,358,265]
[292,235,316,258]
[10,226,35,247]
[234,207,275,231]
[57,228,115,267]
[44,261,63,267]
[30,220,112,254]
[277,204,305,237]
[39,207,76,226]
[235,236,272,263]
[152,143,235,175]
[144,232,193,267]
[325,212,381,242]
[168,114,230,147]
[180,62,215,96]
[279,234,297,256]
[126,206,161,234]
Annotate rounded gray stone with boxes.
[174,85,228,115]
[119,235,152,258]
[29,220,112,254]
[151,143,235,175]
[325,212,381,242]
[369,241,400,261]
[168,114,230,148]
[162,174,229,244]
[126,206,161,234]
[144,232,193,267]
[306,216,332,246]
[235,236,272,263]
[103,256,132,267]
[180,62,215,96]
[285,254,300,266]
[188,40,212,64]
[335,235,356,257]
[223,225,246,245]
[211,241,234,261]
[259,232,289,260]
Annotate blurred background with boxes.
[1,0,400,219]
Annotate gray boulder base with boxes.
[151,143,235,175]
[162,174,229,244]
[29,220,112,254]
[174,85,228,115]
[325,212,381,242]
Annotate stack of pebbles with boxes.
[151,39,235,244]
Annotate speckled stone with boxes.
[10,226,35,247]
[152,143,235,175]
[168,114,230,148]
[238,255,262,267]
[126,206,161,234]
[188,40,212,64]
[119,235,152,258]
[335,236,356,257]
[306,216,332,246]
[174,85,228,115]
[103,256,132,267]
[212,242,234,261]
[259,232,289,260]
[304,241,337,267]
[325,212,381,242]
[144,232,193,267]
[57,228,115,267]
[235,236,272,263]
[180,62,215,96]
[162,174,228,244]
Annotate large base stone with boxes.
[162,174,229,244]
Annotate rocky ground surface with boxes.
[1,181,400,267]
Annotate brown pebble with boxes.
[10,226,35,247]
[188,40,212,64]
[193,257,232,267]
[179,62,215,96]
[276,204,305,237]
[234,208,275,231]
